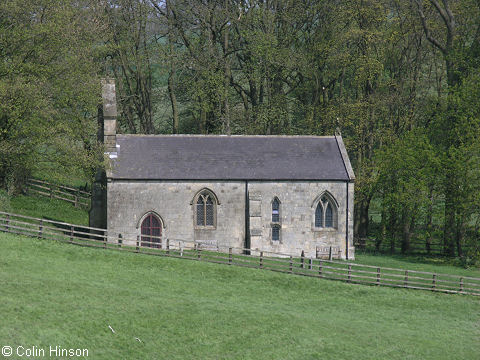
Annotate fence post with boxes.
[319,261,323,277]
[74,195,78,208]
[118,234,122,248]
[70,226,74,244]
[136,235,140,253]
[432,274,436,290]
[197,247,201,260]
[308,257,313,270]
[300,250,305,269]
[289,256,293,273]
[38,219,43,238]
[459,277,464,292]
[329,246,333,260]
[166,238,170,255]
[228,248,232,265]
[376,267,381,285]
[6,214,10,232]
[50,185,54,199]
[103,231,107,249]
[404,270,409,287]
[260,251,263,269]
[348,264,352,283]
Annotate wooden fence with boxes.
[26,179,90,208]
[1,211,479,296]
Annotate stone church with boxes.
[91,79,356,260]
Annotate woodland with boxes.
[0,0,479,260]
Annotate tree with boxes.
[412,0,480,255]
[376,131,439,253]
[105,0,157,134]
[0,0,104,192]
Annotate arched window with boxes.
[194,190,217,228]
[314,194,338,229]
[315,203,323,227]
[271,197,281,241]
[325,203,333,227]
[141,213,162,248]
[272,197,280,222]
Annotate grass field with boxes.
[9,193,89,225]
[352,253,480,278]
[0,232,479,359]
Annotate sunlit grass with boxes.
[0,232,479,360]
[9,193,88,225]
[352,253,480,278]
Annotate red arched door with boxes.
[141,214,162,248]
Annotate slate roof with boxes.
[109,135,355,181]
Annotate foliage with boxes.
[0,189,11,212]
[0,0,105,192]
[376,130,440,252]
[0,0,479,259]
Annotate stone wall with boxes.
[107,181,246,250]
[106,180,354,259]
[248,181,354,260]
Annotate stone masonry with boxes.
[107,179,354,259]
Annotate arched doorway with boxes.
[141,213,162,248]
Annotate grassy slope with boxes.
[9,193,89,225]
[6,193,480,277]
[8,177,476,265]
[0,233,479,360]
[352,253,480,278]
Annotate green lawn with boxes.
[0,232,479,360]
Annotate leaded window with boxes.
[325,203,333,227]
[271,197,281,241]
[195,190,217,228]
[205,196,214,226]
[315,203,323,227]
[272,225,280,241]
[272,198,280,222]
[196,197,205,225]
[314,194,337,229]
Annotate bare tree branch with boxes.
[429,0,449,27]
[412,0,446,53]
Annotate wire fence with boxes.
[1,211,479,296]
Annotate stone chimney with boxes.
[102,78,117,153]
[89,78,116,230]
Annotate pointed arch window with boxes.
[314,194,338,229]
[194,190,217,228]
[141,213,162,248]
[272,197,280,222]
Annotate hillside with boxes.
[0,232,479,360]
